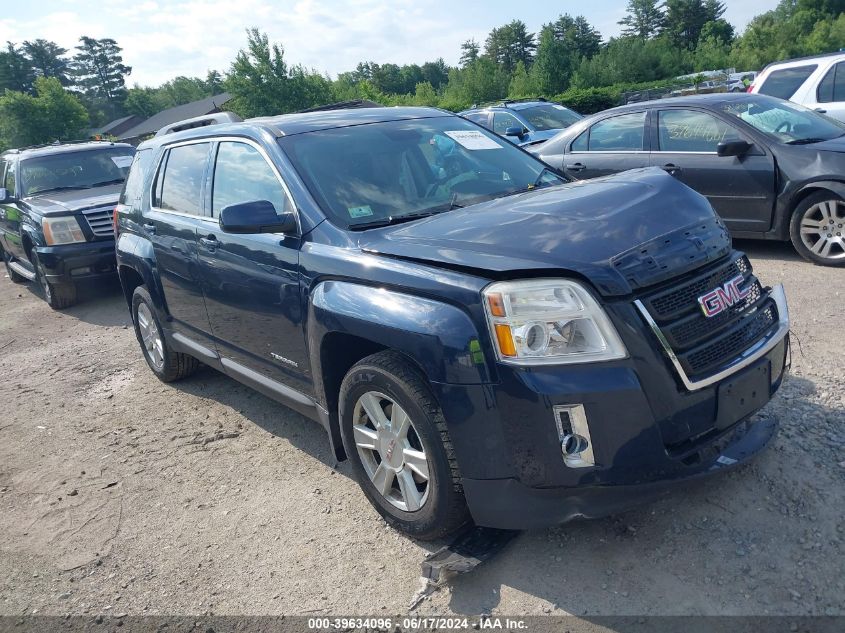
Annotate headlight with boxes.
[483,279,627,365]
[42,216,86,245]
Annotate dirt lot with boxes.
[0,240,843,619]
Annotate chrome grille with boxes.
[637,253,779,380]
[81,207,114,237]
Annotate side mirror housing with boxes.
[219,200,297,235]
[504,126,526,138]
[717,140,752,157]
[0,187,9,203]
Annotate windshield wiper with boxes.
[785,137,829,145]
[504,167,564,197]
[349,210,444,231]
[88,178,125,187]
[30,185,90,195]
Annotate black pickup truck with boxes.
[115,108,790,540]
[0,142,135,309]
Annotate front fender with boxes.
[775,180,845,238]
[308,280,493,388]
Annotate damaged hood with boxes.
[358,168,730,296]
[24,184,123,217]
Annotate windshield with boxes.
[719,97,845,144]
[20,147,135,197]
[520,104,582,131]
[279,116,564,229]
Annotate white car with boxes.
[750,52,845,122]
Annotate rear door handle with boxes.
[565,162,585,172]
[143,223,156,234]
[661,163,682,175]
[199,234,218,250]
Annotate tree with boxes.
[459,39,480,67]
[530,15,602,95]
[508,61,539,98]
[664,0,726,49]
[205,70,223,94]
[0,42,34,93]
[225,29,332,118]
[619,0,666,39]
[484,20,536,73]
[421,59,449,90]
[22,39,70,85]
[0,77,88,148]
[72,36,131,119]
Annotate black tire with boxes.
[2,249,27,284]
[131,285,198,382]
[339,351,470,540]
[31,252,77,309]
[789,191,845,266]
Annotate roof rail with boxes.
[472,97,548,109]
[8,139,119,154]
[155,112,243,137]
[297,99,384,113]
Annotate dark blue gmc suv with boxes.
[115,107,790,540]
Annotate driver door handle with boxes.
[143,223,156,234]
[661,163,682,175]
[565,162,586,172]
[199,234,218,250]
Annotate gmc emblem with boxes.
[697,275,750,318]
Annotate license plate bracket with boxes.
[715,360,771,430]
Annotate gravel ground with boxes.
[0,239,843,618]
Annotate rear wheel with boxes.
[790,192,845,266]
[339,351,470,540]
[131,286,198,382]
[31,253,77,309]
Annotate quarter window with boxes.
[155,143,210,215]
[817,62,845,103]
[493,112,523,135]
[758,65,817,100]
[465,112,491,129]
[657,110,742,152]
[570,130,588,152]
[586,112,646,151]
[212,142,293,218]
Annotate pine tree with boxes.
[72,36,131,117]
[618,0,666,39]
[22,39,70,85]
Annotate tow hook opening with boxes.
[554,404,596,468]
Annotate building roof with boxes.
[92,115,143,138]
[119,93,233,140]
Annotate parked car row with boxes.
[1,103,791,542]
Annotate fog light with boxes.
[553,404,595,468]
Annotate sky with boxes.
[0,0,779,87]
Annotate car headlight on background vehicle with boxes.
[42,216,86,245]
[483,279,627,365]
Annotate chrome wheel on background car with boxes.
[352,391,430,512]
[791,193,845,266]
[136,302,164,370]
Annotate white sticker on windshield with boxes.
[445,130,502,150]
[348,205,373,218]
[111,155,134,168]
[553,105,567,110]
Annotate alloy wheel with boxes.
[799,199,845,261]
[352,391,430,512]
[136,303,164,370]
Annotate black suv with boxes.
[0,141,135,309]
[116,108,790,540]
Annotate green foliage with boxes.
[484,20,537,73]
[72,36,132,122]
[0,77,88,148]
[552,87,621,114]
[619,0,666,39]
[459,39,480,67]
[0,42,34,93]
[23,39,70,85]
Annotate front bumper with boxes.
[34,239,117,283]
[432,287,789,530]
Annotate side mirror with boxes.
[505,126,526,138]
[219,200,297,235]
[717,140,752,157]
[0,188,8,203]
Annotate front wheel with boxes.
[790,192,845,266]
[31,253,77,309]
[339,351,470,540]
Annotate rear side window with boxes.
[758,65,817,99]
[211,142,293,217]
[493,112,522,134]
[586,112,646,151]
[154,143,210,215]
[119,149,152,205]
[464,112,491,129]
[817,62,845,103]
